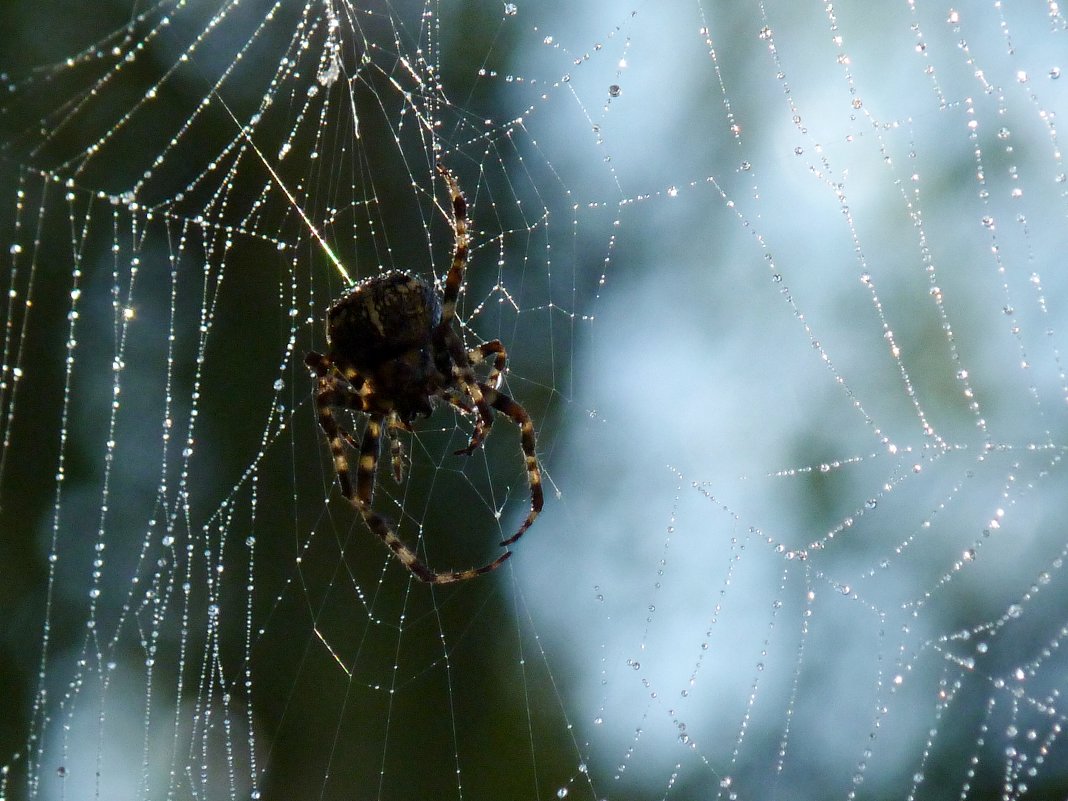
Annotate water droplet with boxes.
[608,84,621,97]
[504,2,518,15]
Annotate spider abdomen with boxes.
[326,271,442,371]
[325,270,443,420]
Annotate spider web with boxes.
[2,1,1067,800]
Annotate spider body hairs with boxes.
[305,164,543,584]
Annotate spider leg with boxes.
[436,163,468,329]
[468,340,507,389]
[354,418,513,583]
[454,396,494,456]
[311,378,361,503]
[440,385,488,454]
[350,416,434,581]
[432,166,500,456]
[309,366,369,452]
[441,388,476,414]
[385,410,408,483]
[313,375,512,584]
[475,383,543,546]
[436,329,492,455]
[451,341,510,455]
[305,350,331,376]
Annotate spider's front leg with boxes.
[436,163,469,330]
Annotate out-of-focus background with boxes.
[2,1,1067,799]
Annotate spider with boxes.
[305,164,543,584]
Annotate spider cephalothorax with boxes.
[305,164,543,584]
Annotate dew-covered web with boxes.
[2,1,1068,799]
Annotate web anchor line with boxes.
[211,90,353,286]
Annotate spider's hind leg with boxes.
[347,416,433,579]
[331,402,512,585]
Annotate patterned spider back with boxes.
[326,270,443,372]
